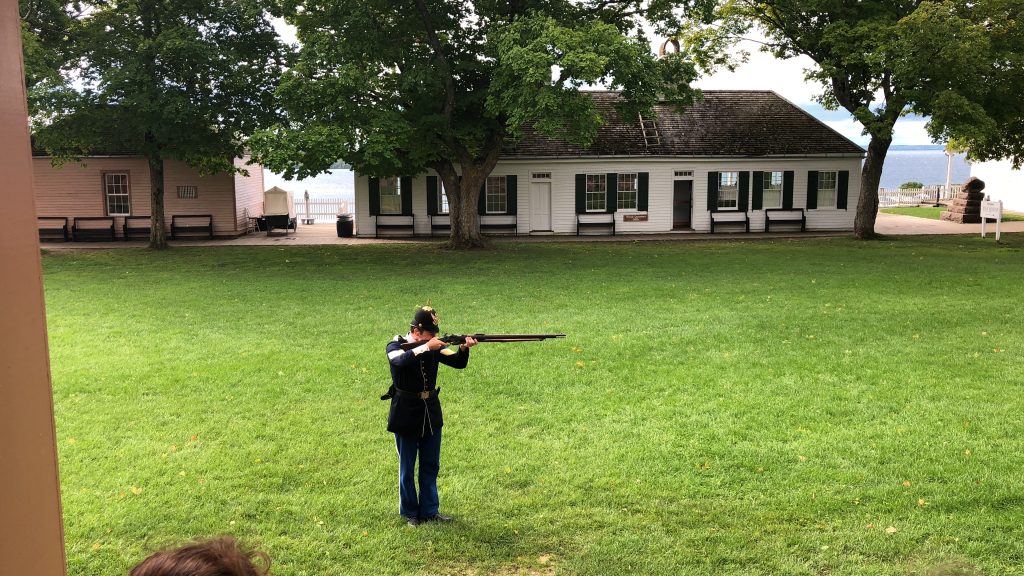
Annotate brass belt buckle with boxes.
[419,391,430,400]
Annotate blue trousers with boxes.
[395,430,442,518]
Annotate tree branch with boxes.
[413,0,455,129]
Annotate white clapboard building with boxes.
[354,91,865,237]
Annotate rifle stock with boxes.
[399,333,564,351]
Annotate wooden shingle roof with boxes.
[502,90,865,158]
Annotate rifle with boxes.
[399,333,564,351]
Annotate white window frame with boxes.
[718,171,739,210]
[531,172,552,181]
[617,173,638,211]
[486,176,506,214]
[817,171,838,209]
[585,174,607,212]
[104,172,131,216]
[379,177,402,214]
[437,181,449,214]
[763,171,783,209]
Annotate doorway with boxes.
[530,181,551,232]
[673,180,692,229]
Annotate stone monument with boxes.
[940,177,986,223]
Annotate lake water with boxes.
[877,150,970,189]
[263,150,972,200]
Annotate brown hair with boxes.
[129,536,270,576]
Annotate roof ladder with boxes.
[638,113,661,148]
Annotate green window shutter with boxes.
[575,174,586,213]
[783,171,794,209]
[506,175,517,215]
[837,170,850,209]
[806,171,819,210]
[606,172,618,213]
[707,171,719,213]
[368,177,380,216]
[751,171,763,210]
[478,180,487,215]
[738,171,750,211]
[638,172,649,211]
[426,176,438,216]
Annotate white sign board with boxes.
[980,200,1003,241]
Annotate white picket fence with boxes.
[878,185,961,207]
[292,197,353,223]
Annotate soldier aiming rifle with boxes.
[383,305,562,526]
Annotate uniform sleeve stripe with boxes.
[387,350,405,360]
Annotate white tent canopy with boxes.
[264,186,295,217]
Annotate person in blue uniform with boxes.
[383,305,477,526]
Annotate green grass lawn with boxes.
[43,235,1024,576]
[881,206,1024,221]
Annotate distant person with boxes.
[129,536,270,576]
[382,305,476,526]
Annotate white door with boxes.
[530,182,551,231]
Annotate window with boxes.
[718,171,739,210]
[585,174,606,212]
[379,177,401,214]
[437,181,449,214]
[617,173,638,210]
[177,185,198,199]
[532,172,551,180]
[674,170,693,178]
[817,171,838,208]
[486,176,506,213]
[104,172,130,216]
[763,172,783,209]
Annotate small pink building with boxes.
[32,152,265,239]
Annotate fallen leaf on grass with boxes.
[91,541,102,551]
[130,486,142,496]
[918,498,928,507]
[885,526,898,534]
[866,523,875,529]
[902,481,912,487]
[798,455,807,462]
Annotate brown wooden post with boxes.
[0,3,69,575]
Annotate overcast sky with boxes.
[272,20,934,148]
[692,38,933,147]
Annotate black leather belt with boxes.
[394,388,438,400]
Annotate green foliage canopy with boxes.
[252,0,698,247]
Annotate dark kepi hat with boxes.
[412,305,440,334]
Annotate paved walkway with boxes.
[40,212,1022,250]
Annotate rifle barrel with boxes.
[398,333,564,350]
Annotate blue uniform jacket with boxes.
[386,335,470,437]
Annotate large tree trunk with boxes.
[147,152,168,250]
[447,166,487,249]
[854,135,892,240]
[436,138,503,249]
